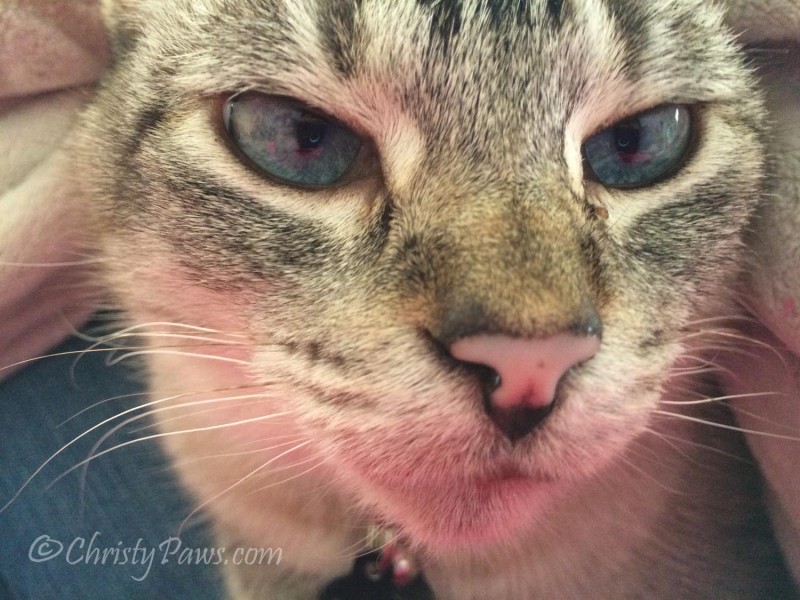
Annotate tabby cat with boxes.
[74,0,796,597]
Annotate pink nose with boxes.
[450,333,601,440]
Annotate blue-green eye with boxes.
[583,105,692,188]
[223,94,362,187]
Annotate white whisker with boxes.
[173,436,306,466]
[106,349,250,366]
[0,387,271,512]
[653,410,800,442]
[660,391,782,406]
[57,390,152,426]
[246,455,328,492]
[81,392,280,465]
[50,409,295,491]
[0,258,106,267]
[178,440,313,533]
[126,400,271,434]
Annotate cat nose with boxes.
[450,329,601,442]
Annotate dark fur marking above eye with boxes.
[484,0,534,28]
[124,102,166,159]
[317,0,363,76]
[418,0,463,55]
[602,0,648,73]
[545,0,565,26]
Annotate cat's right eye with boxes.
[582,104,693,189]
[223,93,362,187]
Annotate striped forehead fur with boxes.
[111,0,749,166]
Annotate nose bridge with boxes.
[435,190,595,343]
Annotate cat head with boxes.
[79,0,765,551]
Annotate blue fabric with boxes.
[0,327,224,600]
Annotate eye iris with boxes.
[224,94,361,187]
[583,104,692,188]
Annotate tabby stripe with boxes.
[602,0,649,73]
[317,0,363,76]
[419,0,463,55]
[545,0,565,26]
[160,171,332,275]
[124,102,166,159]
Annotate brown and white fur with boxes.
[69,0,798,597]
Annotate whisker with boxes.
[644,427,752,464]
[106,349,251,367]
[1,346,148,376]
[338,526,403,561]
[680,345,765,362]
[680,329,789,364]
[81,392,279,465]
[681,314,761,327]
[172,436,306,466]
[128,397,278,433]
[0,258,106,268]
[619,440,688,496]
[660,391,782,406]
[178,440,313,533]
[667,365,724,377]
[82,321,248,339]
[0,387,271,512]
[727,405,800,436]
[51,409,295,491]
[653,410,800,442]
[246,455,329,493]
[57,390,152,426]
[88,331,248,347]
[668,354,737,380]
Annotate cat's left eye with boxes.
[582,104,693,188]
[223,93,362,187]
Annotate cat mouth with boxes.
[367,472,559,549]
[470,471,545,499]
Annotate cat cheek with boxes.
[121,263,258,364]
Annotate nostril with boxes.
[456,361,502,399]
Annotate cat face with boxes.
[81,0,764,552]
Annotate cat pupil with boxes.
[613,121,641,153]
[296,119,326,151]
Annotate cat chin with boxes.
[354,470,564,553]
